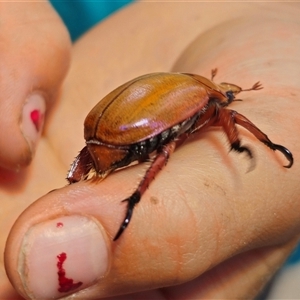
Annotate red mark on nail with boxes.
[57,252,82,293]
[56,222,63,228]
[30,109,44,132]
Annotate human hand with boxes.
[3,2,300,299]
[0,1,71,298]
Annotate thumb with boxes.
[5,160,214,299]
[0,2,71,170]
[4,149,300,299]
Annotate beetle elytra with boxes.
[67,69,293,240]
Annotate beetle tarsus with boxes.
[272,144,294,168]
[114,191,141,241]
[231,141,253,159]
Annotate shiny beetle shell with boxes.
[68,70,293,240]
[85,73,225,144]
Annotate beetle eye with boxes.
[226,91,235,103]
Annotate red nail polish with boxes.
[57,252,83,293]
[21,94,46,155]
[30,109,44,132]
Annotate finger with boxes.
[0,2,71,171]
[4,133,300,299]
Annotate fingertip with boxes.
[20,93,46,164]
[20,216,110,299]
[0,2,71,171]
[4,185,112,299]
[0,93,47,171]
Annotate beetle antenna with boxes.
[241,81,263,92]
[211,68,218,81]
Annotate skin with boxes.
[1,1,300,299]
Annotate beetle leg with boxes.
[113,141,176,241]
[190,105,253,159]
[213,108,254,159]
[187,104,292,168]
[210,107,293,168]
[230,111,293,168]
[67,146,94,184]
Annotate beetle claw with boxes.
[273,144,294,168]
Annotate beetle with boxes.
[67,69,293,240]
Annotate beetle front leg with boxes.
[113,141,176,241]
[232,111,293,168]
[213,108,293,168]
[214,109,253,159]
[191,105,252,159]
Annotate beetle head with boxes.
[218,82,242,104]
[218,81,263,106]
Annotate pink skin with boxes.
[1,2,300,300]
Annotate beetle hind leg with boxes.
[113,141,176,241]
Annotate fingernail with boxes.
[18,216,110,299]
[21,93,46,157]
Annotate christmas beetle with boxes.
[67,69,293,240]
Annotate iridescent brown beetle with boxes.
[67,69,293,240]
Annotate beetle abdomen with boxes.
[84,73,209,145]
